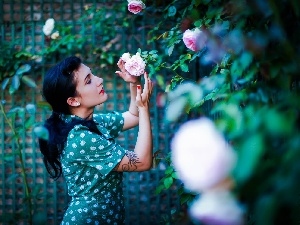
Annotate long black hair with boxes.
[39,56,100,180]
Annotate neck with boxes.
[72,108,94,120]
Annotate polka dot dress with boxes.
[60,112,127,225]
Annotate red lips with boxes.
[100,89,105,94]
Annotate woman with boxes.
[38,56,153,224]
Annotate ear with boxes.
[67,97,80,107]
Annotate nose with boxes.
[96,76,103,86]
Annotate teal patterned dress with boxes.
[60,112,127,225]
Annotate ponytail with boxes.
[39,112,101,180]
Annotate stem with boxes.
[0,103,33,224]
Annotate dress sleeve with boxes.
[65,124,127,177]
[93,111,124,138]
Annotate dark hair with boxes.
[39,56,100,180]
[43,56,81,114]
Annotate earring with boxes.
[76,102,80,106]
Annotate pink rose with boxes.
[183,28,207,51]
[121,52,131,62]
[124,52,146,76]
[127,0,146,14]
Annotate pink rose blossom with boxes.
[121,52,131,62]
[171,118,237,192]
[183,28,207,51]
[124,52,146,76]
[127,0,146,14]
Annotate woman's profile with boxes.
[38,56,153,224]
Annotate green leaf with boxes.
[230,60,243,82]
[21,75,37,88]
[233,134,265,183]
[165,166,174,175]
[3,154,14,162]
[155,184,165,195]
[155,75,165,88]
[254,195,277,225]
[1,78,9,90]
[180,63,189,72]
[34,126,49,140]
[240,51,253,70]
[163,176,174,189]
[263,108,294,136]
[25,116,35,129]
[168,6,177,17]
[10,74,20,94]
[194,19,202,27]
[6,173,19,183]
[168,45,174,56]
[37,101,52,110]
[180,193,195,205]
[26,104,36,114]
[15,64,31,75]
[195,0,201,6]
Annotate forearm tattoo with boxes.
[116,151,140,171]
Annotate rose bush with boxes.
[150,1,300,224]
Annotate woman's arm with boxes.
[115,59,141,131]
[122,82,140,130]
[114,73,153,171]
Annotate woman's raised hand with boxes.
[136,72,153,108]
[115,59,140,84]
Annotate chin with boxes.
[99,94,108,104]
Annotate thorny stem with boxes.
[0,102,33,224]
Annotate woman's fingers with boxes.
[143,72,149,92]
[136,85,142,106]
[139,72,153,104]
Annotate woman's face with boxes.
[74,63,108,108]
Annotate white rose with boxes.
[43,18,55,36]
[171,117,237,192]
[166,82,203,122]
[190,190,244,225]
[51,31,59,39]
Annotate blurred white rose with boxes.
[166,82,203,122]
[190,190,244,225]
[51,31,59,40]
[171,117,237,192]
[43,18,55,36]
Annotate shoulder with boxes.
[93,111,123,125]
[67,124,93,139]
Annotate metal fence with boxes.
[0,1,203,224]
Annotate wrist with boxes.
[130,78,141,85]
[130,82,140,87]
